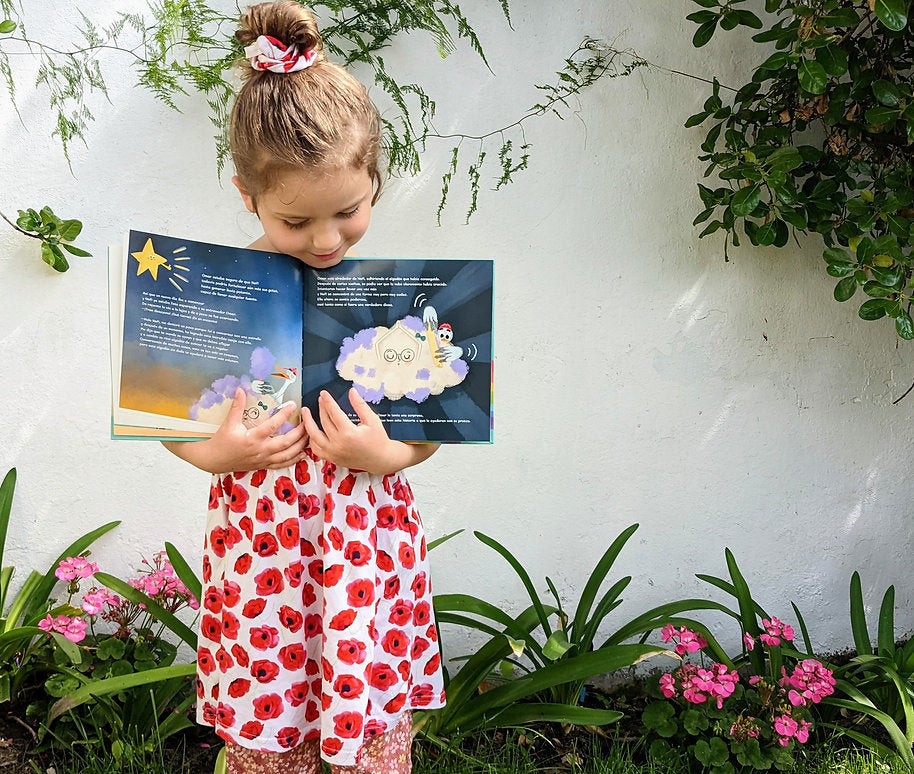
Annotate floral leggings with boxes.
[225,711,412,774]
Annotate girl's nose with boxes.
[310,222,339,252]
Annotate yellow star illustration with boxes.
[131,238,170,280]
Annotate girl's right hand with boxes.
[162,388,309,474]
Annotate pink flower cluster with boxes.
[54,556,99,582]
[660,661,740,709]
[661,624,708,655]
[759,616,794,647]
[38,614,88,643]
[128,552,199,610]
[81,588,121,615]
[773,713,811,746]
[779,659,835,706]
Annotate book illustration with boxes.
[190,346,299,432]
[335,303,474,403]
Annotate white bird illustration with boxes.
[252,366,298,404]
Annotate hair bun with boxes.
[236,1,325,63]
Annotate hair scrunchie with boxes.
[243,34,317,73]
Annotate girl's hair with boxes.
[231,1,383,206]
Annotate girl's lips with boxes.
[312,249,341,261]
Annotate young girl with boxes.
[163,2,445,771]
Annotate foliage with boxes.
[0,206,91,272]
[414,523,725,743]
[685,0,914,339]
[818,571,914,770]
[40,545,201,757]
[0,468,120,706]
[0,0,634,227]
[644,621,834,773]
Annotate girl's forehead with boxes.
[264,166,372,212]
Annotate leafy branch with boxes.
[1,208,91,272]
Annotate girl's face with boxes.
[235,166,374,269]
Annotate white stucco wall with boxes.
[1,1,912,661]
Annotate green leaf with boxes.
[685,110,710,128]
[734,10,763,29]
[824,247,852,264]
[731,184,761,217]
[164,542,202,605]
[476,702,623,730]
[866,106,901,126]
[826,263,855,278]
[859,299,888,320]
[873,80,901,107]
[877,586,896,656]
[816,45,848,77]
[426,529,463,551]
[896,313,914,340]
[821,8,863,27]
[686,10,717,24]
[96,636,126,661]
[542,630,572,661]
[643,700,678,737]
[754,221,778,246]
[873,0,908,31]
[57,219,82,241]
[683,708,710,735]
[0,20,16,34]
[693,19,717,47]
[758,51,789,71]
[61,244,92,257]
[766,146,802,173]
[834,276,857,302]
[798,59,828,95]
[45,673,81,698]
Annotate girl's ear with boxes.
[232,176,257,214]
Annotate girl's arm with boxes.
[162,388,309,474]
[303,388,439,475]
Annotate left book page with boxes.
[110,229,304,440]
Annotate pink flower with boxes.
[743,632,755,651]
[37,613,87,642]
[659,672,677,698]
[660,624,707,655]
[779,659,835,706]
[81,588,120,615]
[55,556,99,582]
[760,616,795,647]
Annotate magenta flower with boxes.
[55,556,99,582]
[743,632,755,651]
[81,588,120,615]
[37,613,88,643]
[660,624,708,655]
[759,616,795,647]
[779,659,835,706]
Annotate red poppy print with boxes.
[333,673,365,700]
[208,484,220,510]
[255,496,275,523]
[377,550,394,573]
[228,482,249,513]
[346,578,375,608]
[388,599,414,626]
[322,462,337,488]
[369,663,397,691]
[209,526,227,558]
[398,542,415,569]
[299,493,320,518]
[337,473,357,496]
[197,647,216,676]
[329,609,356,631]
[223,581,241,607]
[383,575,401,599]
[273,476,296,504]
[304,613,322,639]
[233,553,252,575]
[253,531,279,557]
[365,719,388,737]
[284,681,308,707]
[276,726,301,749]
[201,614,222,642]
[278,605,303,632]
[392,477,413,505]
[323,564,343,587]
[203,586,223,613]
[250,660,280,684]
[221,611,240,640]
[254,567,285,595]
[367,485,377,506]
[252,692,284,720]
[302,583,317,607]
[376,504,399,530]
[382,629,409,657]
[424,652,441,676]
[216,702,236,727]
[216,646,234,672]
[337,638,367,665]
[411,571,428,598]
[344,541,371,566]
[333,711,363,739]
[294,460,311,485]
[276,518,299,550]
[241,597,266,619]
[202,554,211,583]
[413,600,431,626]
[231,644,250,668]
[239,720,264,739]
[322,738,342,757]
[397,508,419,539]
[249,625,280,651]
[345,504,368,529]
[410,683,435,706]
[305,700,320,722]
[383,693,406,714]
[250,468,267,488]
[327,526,344,550]
[323,492,335,522]
[284,561,304,588]
[277,643,305,670]
[201,702,217,724]
[412,636,430,659]
[228,678,251,698]
[238,516,253,541]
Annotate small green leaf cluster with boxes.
[686,0,914,338]
[13,206,91,272]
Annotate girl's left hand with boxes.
[303,388,406,475]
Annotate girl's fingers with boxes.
[349,387,380,427]
[302,407,327,446]
[223,387,248,427]
[317,391,349,435]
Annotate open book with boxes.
[109,229,493,443]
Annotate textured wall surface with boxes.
[1,1,912,658]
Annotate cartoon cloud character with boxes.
[336,315,468,403]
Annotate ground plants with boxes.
[686,0,914,341]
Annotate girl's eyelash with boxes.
[284,220,307,229]
[283,208,358,229]
[340,207,360,219]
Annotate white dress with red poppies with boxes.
[195,449,445,766]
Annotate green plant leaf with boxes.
[849,572,873,656]
[858,299,888,320]
[877,585,896,656]
[866,106,901,126]
[57,219,82,241]
[896,313,914,340]
[0,468,15,613]
[642,700,678,737]
[693,19,718,47]
[873,0,908,31]
[873,80,901,107]
[798,59,828,95]
[816,45,848,77]
[479,702,623,731]
[427,529,464,551]
[0,20,17,34]
[731,184,761,217]
[164,542,202,604]
[834,276,857,302]
[61,244,92,257]
[542,630,572,661]
[724,549,765,674]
